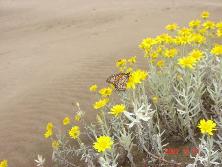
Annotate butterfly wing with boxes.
[106,73,117,84]
[114,74,129,91]
[106,73,130,91]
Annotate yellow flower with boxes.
[201,11,209,19]
[52,140,60,149]
[156,60,165,68]
[46,122,53,130]
[216,22,222,29]
[126,67,133,73]
[99,87,112,97]
[126,78,137,89]
[178,27,192,36]
[156,34,174,44]
[202,21,215,30]
[150,52,159,59]
[69,126,80,139]
[0,160,8,167]
[93,136,113,153]
[189,49,204,61]
[44,129,53,138]
[189,19,201,28]
[128,56,136,64]
[178,56,197,69]
[212,44,222,54]
[165,23,178,31]
[175,36,190,45]
[44,122,54,139]
[139,38,155,53]
[211,44,222,56]
[164,48,177,58]
[156,46,163,54]
[217,29,222,37]
[74,114,81,121]
[93,98,109,109]
[126,69,148,89]
[190,33,206,44]
[135,69,148,81]
[116,59,127,67]
[198,27,207,35]
[152,96,159,104]
[197,119,216,135]
[89,84,98,92]
[109,104,125,117]
[63,117,70,125]
[119,66,126,72]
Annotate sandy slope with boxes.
[0,0,222,166]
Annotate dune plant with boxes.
[36,11,222,167]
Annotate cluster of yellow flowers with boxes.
[0,160,7,167]
[90,85,127,117]
[116,56,136,73]
[178,49,204,69]
[85,84,118,152]
[44,110,82,150]
[87,51,150,154]
[89,84,113,110]
[43,122,60,149]
[88,58,146,154]
[40,11,222,164]
[85,84,116,153]
[139,11,222,70]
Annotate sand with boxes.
[0,0,222,166]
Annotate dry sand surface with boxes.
[0,0,222,166]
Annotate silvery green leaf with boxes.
[35,154,45,167]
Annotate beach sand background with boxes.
[0,0,222,166]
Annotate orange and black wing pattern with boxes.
[106,73,130,91]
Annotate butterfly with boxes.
[106,72,130,91]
